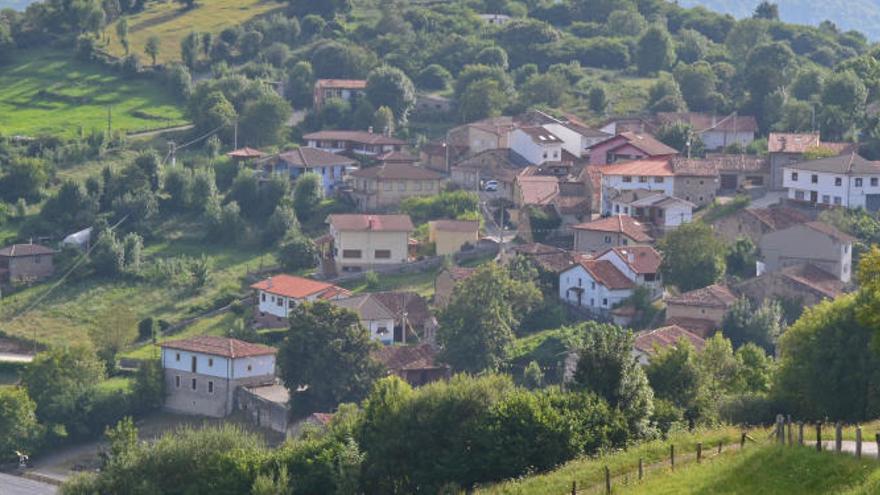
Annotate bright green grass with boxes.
[340,266,442,299]
[477,426,749,494]
[122,311,237,360]
[620,445,880,495]
[96,376,134,394]
[0,49,187,137]
[105,0,284,64]
[0,233,271,348]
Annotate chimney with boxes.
[368,126,373,134]
[267,277,272,289]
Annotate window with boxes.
[638,176,648,183]
[247,365,253,372]
[622,176,632,183]
[377,326,389,336]
[812,174,818,184]
[622,239,628,245]
[176,353,180,362]
[856,178,864,187]
[644,273,656,282]
[699,180,704,185]
[374,249,391,259]
[823,195,830,204]
[208,381,214,394]
[34,255,40,264]
[398,181,407,191]
[835,177,842,186]
[208,358,213,367]
[191,356,197,373]
[261,293,266,302]
[342,249,362,259]
[795,190,805,200]
[654,177,664,183]
[614,205,620,213]
[591,282,596,289]
[590,298,595,307]
[791,172,798,181]
[602,298,608,306]
[873,178,878,187]
[834,196,842,205]
[553,151,559,158]
[413,181,422,191]
[383,182,392,191]
[276,298,283,307]
[542,152,548,159]
[175,376,180,388]
[289,299,295,308]
[604,235,612,243]
[191,378,197,390]
[578,278,582,287]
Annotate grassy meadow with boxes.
[105,0,285,64]
[0,49,186,137]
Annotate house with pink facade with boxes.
[588,132,678,165]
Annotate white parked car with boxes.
[484,180,499,192]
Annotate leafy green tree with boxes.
[458,78,508,123]
[162,165,194,212]
[658,222,726,291]
[695,333,739,405]
[734,343,774,394]
[91,303,138,372]
[753,1,779,20]
[286,61,315,108]
[523,360,544,389]
[722,297,784,353]
[725,236,757,279]
[263,204,298,247]
[655,122,698,154]
[277,228,318,271]
[605,9,646,37]
[438,263,541,373]
[416,64,451,90]
[278,301,383,418]
[239,93,292,146]
[293,172,322,222]
[791,68,824,101]
[520,72,570,108]
[365,66,416,125]
[475,46,509,69]
[144,35,160,66]
[745,42,794,118]
[822,70,868,114]
[39,180,99,232]
[635,24,676,75]
[115,18,129,54]
[647,73,686,112]
[251,466,292,495]
[674,62,719,112]
[588,86,607,113]
[372,106,395,136]
[288,0,351,20]
[181,31,200,69]
[0,387,42,461]
[21,344,105,438]
[777,294,880,420]
[645,339,702,422]
[0,156,49,203]
[724,18,769,62]
[676,28,710,64]
[572,323,654,436]
[309,41,376,79]
[91,228,125,277]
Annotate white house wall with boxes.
[559,265,633,311]
[510,129,563,165]
[783,167,880,209]
[161,349,275,380]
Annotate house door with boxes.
[810,191,818,204]
[394,325,404,343]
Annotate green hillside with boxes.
[681,0,880,40]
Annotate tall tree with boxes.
[181,31,200,69]
[658,222,726,291]
[144,35,160,66]
[437,263,541,373]
[753,2,779,21]
[278,301,383,418]
[0,387,42,462]
[365,66,416,125]
[635,24,676,75]
[116,18,129,55]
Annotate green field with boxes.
[106,0,284,64]
[621,445,880,494]
[0,49,187,137]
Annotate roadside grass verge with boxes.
[0,49,186,137]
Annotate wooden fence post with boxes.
[787,415,793,446]
[670,445,675,470]
[605,466,611,494]
[741,432,746,449]
[697,442,702,463]
[856,426,863,459]
[798,422,804,446]
[776,415,785,444]
[718,441,722,454]
[571,480,576,495]
[817,422,823,452]
[876,433,880,460]
[638,458,643,481]
[835,422,843,453]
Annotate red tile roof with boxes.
[779,263,847,299]
[571,215,654,243]
[374,344,446,371]
[573,259,635,290]
[634,325,706,356]
[276,147,356,167]
[664,317,718,338]
[599,158,675,177]
[613,132,679,156]
[250,274,350,300]
[517,175,559,205]
[601,246,661,274]
[742,207,810,231]
[315,79,367,89]
[226,147,265,158]
[160,336,276,358]
[666,284,737,309]
[0,244,56,257]
[303,130,406,146]
[656,112,758,133]
[328,214,414,232]
[767,133,858,155]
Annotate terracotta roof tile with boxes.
[275,147,356,168]
[303,130,406,146]
[599,158,675,177]
[0,244,56,257]
[328,214,414,232]
[160,336,276,358]
[517,175,560,205]
[601,246,661,274]
[571,215,653,243]
[803,221,857,243]
[250,274,349,300]
[634,325,706,356]
[613,132,679,156]
[742,207,810,231]
[666,284,737,309]
[779,263,847,299]
[664,317,718,338]
[374,344,446,371]
[226,147,265,158]
[575,259,635,290]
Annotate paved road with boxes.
[0,473,57,495]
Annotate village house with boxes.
[656,112,758,151]
[599,117,654,136]
[332,294,398,344]
[160,336,277,418]
[599,158,718,210]
[515,174,559,210]
[428,220,480,256]
[447,116,519,155]
[478,13,511,25]
[632,325,706,365]
[760,221,855,283]
[348,162,444,211]
[0,243,56,284]
[313,79,366,111]
[236,382,291,435]
[587,132,678,165]
[327,214,414,272]
[450,149,523,200]
[303,130,406,157]
[570,215,654,253]
[263,147,357,196]
[664,284,737,337]
[734,263,848,311]
[374,149,420,166]
[510,126,565,165]
[606,189,694,232]
[369,291,436,342]
[558,258,635,315]
[251,274,350,327]
[374,344,450,387]
[419,141,468,174]
[671,155,770,193]
[596,246,663,299]
[767,132,857,190]
[227,147,266,164]
[710,206,810,245]
[507,243,580,289]
[783,153,880,211]
[434,266,476,307]
[542,118,611,158]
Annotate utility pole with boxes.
[107,105,112,135]
[168,141,177,166]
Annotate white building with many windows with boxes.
[510,127,564,165]
[160,336,277,418]
[559,259,636,314]
[251,274,350,327]
[783,153,880,211]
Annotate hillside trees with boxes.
[365,66,416,125]
[0,387,42,462]
[636,25,676,74]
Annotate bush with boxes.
[719,393,781,425]
[277,229,318,272]
[137,317,155,341]
[364,271,379,290]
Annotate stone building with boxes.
[664,284,737,337]
[0,243,56,284]
[710,207,810,246]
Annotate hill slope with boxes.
[681,0,880,40]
